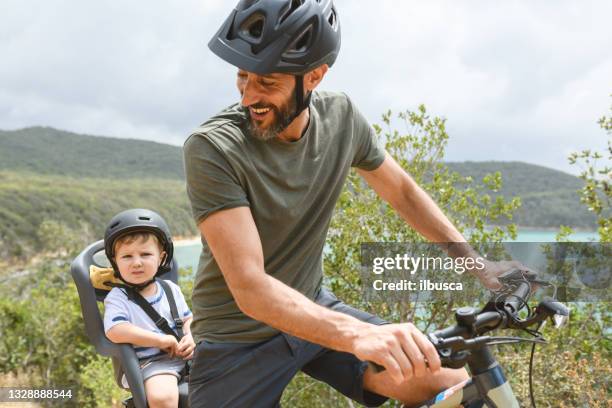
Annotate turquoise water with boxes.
[174,230,599,272]
[174,242,202,273]
[510,230,599,242]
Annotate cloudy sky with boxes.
[1,0,610,174]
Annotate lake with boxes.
[174,230,600,273]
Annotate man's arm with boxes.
[357,152,523,289]
[200,207,440,383]
[357,152,466,244]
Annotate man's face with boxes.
[237,69,297,141]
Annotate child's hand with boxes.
[158,334,179,357]
[177,333,196,360]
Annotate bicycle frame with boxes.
[419,346,519,408]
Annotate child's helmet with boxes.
[104,209,174,288]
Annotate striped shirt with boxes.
[103,280,192,359]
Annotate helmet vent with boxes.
[328,7,337,29]
[291,26,312,52]
[240,13,265,40]
[110,221,120,229]
[138,216,151,221]
[280,0,304,24]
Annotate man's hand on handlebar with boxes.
[475,259,537,291]
[352,323,441,385]
[444,242,538,291]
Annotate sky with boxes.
[1,0,610,174]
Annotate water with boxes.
[174,241,202,273]
[510,230,598,242]
[174,230,600,272]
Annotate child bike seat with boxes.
[71,240,189,408]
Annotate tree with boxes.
[566,99,611,243]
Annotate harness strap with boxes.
[105,279,191,378]
[157,280,191,378]
[159,279,184,339]
[106,280,181,341]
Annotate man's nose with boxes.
[240,74,260,107]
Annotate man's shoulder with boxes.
[311,91,357,120]
[312,90,351,108]
[184,103,248,154]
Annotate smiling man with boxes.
[182,1,510,407]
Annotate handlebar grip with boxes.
[504,281,531,314]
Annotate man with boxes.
[184,1,515,406]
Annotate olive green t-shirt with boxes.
[183,91,385,344]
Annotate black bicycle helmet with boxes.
[209,0,340,75]
[209,0,341,124]
[104,209,174,289]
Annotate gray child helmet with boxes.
[104,208,174,290]
[208,0,341,126]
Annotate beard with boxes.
[245,90,297,141]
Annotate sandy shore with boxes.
[173,236,201,246]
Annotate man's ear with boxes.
[304,64,329,92]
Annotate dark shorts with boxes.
[188,287,389,407]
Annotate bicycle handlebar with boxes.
[368,269,568,373]
[430,270,568,352]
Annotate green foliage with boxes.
[0,171,197,259]
[499,304,611,407]
[179,267,194,311]
[0,256,99,406]
[325,105,519,306]
[566,99,611,242]
[534,97,612,407]
[79,355,129,408]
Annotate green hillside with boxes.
[0,127,184,179]
[0,127,597,258]
[0,171,196,259]
[446,162,596,228]
[446,161,584,196]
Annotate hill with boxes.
[0,127,184,180]
[445,162,595,228]
[0,171,197,259]
[0,127,597,258]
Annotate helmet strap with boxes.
[112,264,158,291]
[294,75,312,119]
[120,277,156,291]
[260,75,312,138]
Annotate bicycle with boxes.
[371,269,570,408]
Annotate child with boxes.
[102,209,195,408]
